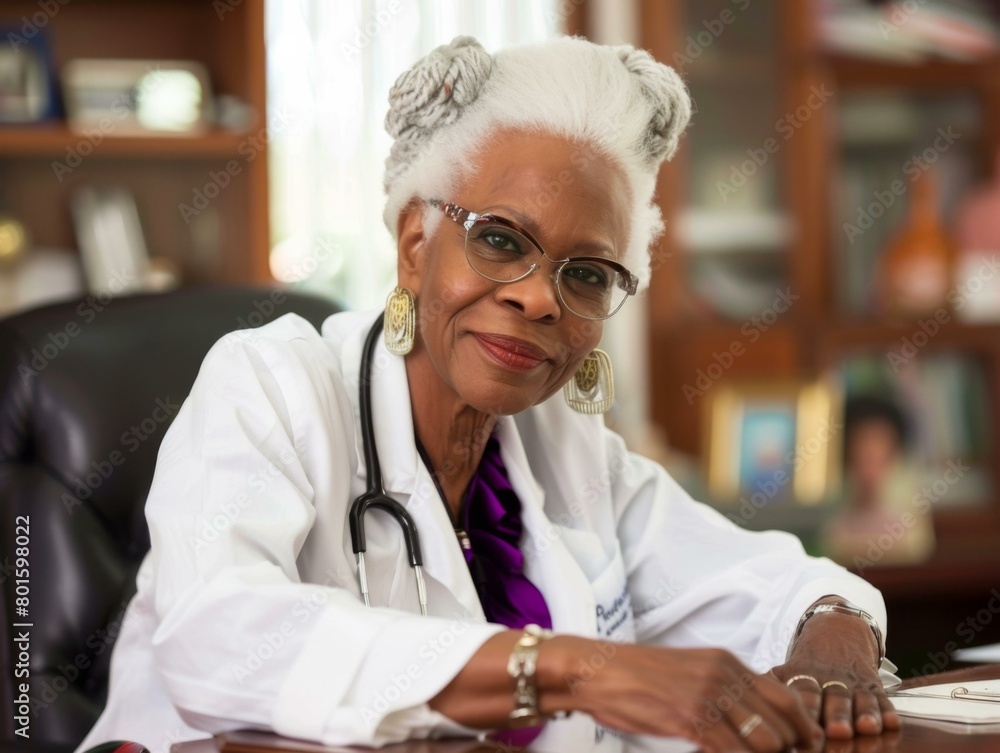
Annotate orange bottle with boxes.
[877,170,955,318]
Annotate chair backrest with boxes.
[0,287,341,749]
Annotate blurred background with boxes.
[2,0,1000,675]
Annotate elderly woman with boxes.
[79,36,898,753]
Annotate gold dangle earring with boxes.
[564,349,614,414]
[383,286,415,355]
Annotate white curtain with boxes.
[265,0,562,310]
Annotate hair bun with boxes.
[385,36,493,144]
[613,46,691,165]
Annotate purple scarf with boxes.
[461,436,553,632]
[421,434,553,747]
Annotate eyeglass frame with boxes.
[428,199,639,320]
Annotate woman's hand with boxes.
[770,603,901,741]
[544,637,823,752]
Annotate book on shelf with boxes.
[818,0,1000,62]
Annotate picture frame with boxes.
[0,29,59,123]
[705,379,842,506]
[71,186,151,297]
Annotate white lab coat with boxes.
[77,310,887,753]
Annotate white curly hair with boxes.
[382,35,691,292]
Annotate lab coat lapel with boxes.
[339,310,484,620]
[493,416,597,638]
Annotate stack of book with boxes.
[818,0,1000,62]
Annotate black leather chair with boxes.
[0,287,341,751]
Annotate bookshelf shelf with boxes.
[859,542,1000,600]
[0,0,271,285]
[0,127,253,159]
[826,56,1000,90]
[821,321,1000,350]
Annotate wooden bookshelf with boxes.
[0,126,253,158]
[634,0,1000,674]
[0,0,271,284]
[828,55,1000,90]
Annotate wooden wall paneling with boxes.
[641,0,696,443]
[781,0,832,326]
[246,0,271,282]
[640,0,687,330]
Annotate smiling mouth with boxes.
[472,333,548,371]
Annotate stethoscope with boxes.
[348,313,429,615]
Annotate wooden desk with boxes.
[174,667,1000,753]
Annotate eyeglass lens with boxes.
[464,221,627,319]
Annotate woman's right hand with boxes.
[540,636,824,753]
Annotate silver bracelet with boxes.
[506,624,553,728]
[790,602,885,670]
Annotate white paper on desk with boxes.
[890,681,1000,724]
[953,643,1000,663]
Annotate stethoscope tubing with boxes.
[349,312,428,615]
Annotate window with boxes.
[266,0,562,309]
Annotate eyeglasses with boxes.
[429,200,638,320]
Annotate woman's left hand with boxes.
[769,603,901,741]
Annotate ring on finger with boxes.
[822,680,850,692]
[786,674,821,690]
[738,713,764,738]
